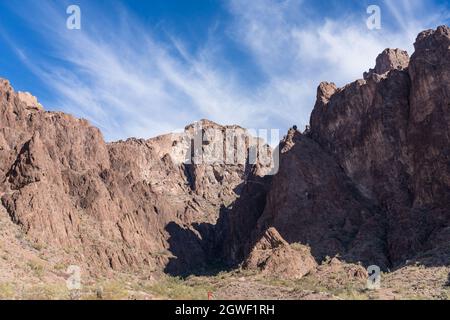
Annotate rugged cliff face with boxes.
[0,83,272,276]
[309,26,450,267]
[0,26,449,282]
[220,26,450,273]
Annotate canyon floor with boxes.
[1,212,448,300]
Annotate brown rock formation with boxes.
[220,25,450,271]
[243,227,317,279]
[219,128,388,269]
[0,81,272,276]
[363,48,410,80]
[309,26,450,266]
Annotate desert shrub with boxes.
[27,259,45,278]
[0,283,15,299]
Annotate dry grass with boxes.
[27,259,45,278]
[20,283,70,300]
[0,283,15,299]
[145,276,215,300]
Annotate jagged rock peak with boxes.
[0,77,11,88]
[0,78,13,98]
[17,92,44,111]
[0,78,44,113]
[414,25,450,50]
[185,118,245,132]
[316,82,337,104]
[364,48,410,80]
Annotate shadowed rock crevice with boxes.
[164,222,211,276]
[164,161,272,277]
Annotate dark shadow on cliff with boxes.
[164,144,279,277]
[164,221,213,277]
[164,155,273,277]
[165,132,449,278]
[163,206,238,277]
[214,133,393,272]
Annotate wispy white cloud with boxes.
[383,0,448,40]
[226,0,449,129]
[4,0,450,141]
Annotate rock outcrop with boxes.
[220,25,450,271]
[243,227,317,279]
[363,48,410,80]
[309,26,450,266]
[0,81,273,276]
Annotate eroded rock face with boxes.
[363,48,410,80]
[0,82,272,276]
[220,129,388,269]
[220,26,450,271]
[309,26,450,266]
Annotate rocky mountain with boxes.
[0,83,273,277]
[218,25,450,274]
[0,26,449,291]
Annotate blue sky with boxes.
[0,0,449,141]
